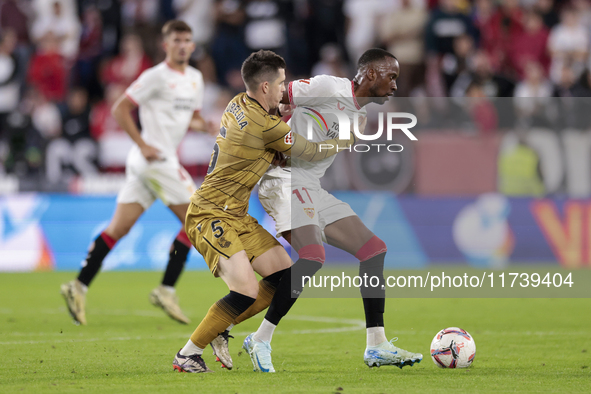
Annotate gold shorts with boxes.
[185,203,281,276]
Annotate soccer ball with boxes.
[430,327,476,368]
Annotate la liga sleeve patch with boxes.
[284,130,293,145]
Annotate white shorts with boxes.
[258,175,356,238]
[117,149,196,210]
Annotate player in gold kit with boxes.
[172,50,353,373]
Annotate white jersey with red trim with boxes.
[266,75,366,186]
[125,62,204,159]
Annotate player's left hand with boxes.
[140,144,163,162]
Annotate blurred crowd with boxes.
[1,0,591,189]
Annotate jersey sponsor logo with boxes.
[284,130,293,145]
[337,102,345,111]
[304,207,315,219]
[298,79,310,85]
[304,107,342,138]
[174,98,195,111]
[303,107,328,132]
[225,102,248,130]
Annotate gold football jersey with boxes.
[191,93,353,217]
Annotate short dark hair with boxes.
[241,50,286,91]
[162,20,192,37]
[357,48,397,70]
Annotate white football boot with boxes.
[242,333,275,373]
[364,338,423,368]
[149,285,190,324]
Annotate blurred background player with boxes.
[172,50,354,373]
[240,48,423,371]
[60,20,212,325]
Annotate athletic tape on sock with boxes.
[297,244,325,264]
[355,236,387,262]
[175,230,192,248]
[100,231,117,249]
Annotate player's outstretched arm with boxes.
[287,132,356,162]
[263,116,356,162]
[291,115,365,161]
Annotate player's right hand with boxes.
[140,144,163,162]
[278,104,294,117]
[336,130,357,149]
[272,151,288,167]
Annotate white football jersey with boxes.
[125,62,204,158]
[267,75,366,186]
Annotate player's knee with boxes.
[264,268,288,288]
[222,290,257,313]
[298,244,325,264]
[244,288,259,300]
[241,282,259,299]
[355,236,387,262]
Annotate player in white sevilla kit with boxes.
[60,20,213,326]
[236,49,423,372]
[260,73,368,237]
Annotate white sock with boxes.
[366,327,387,347]
[253,319,276,343]
[226,324,234,332]
[179,339,204,356]
[162,285,176,294]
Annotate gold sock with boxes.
[190,296,248,349]
[233,279,275,325]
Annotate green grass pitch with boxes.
[1,271,590,393]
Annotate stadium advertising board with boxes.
[0,193,587,272]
